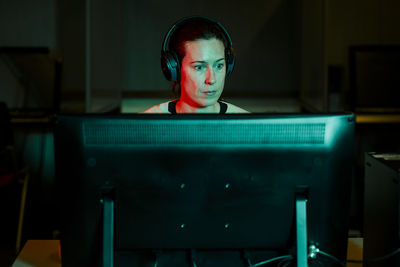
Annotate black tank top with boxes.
[168,100,228,114]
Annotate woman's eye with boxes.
[194,65,204,71]
[216,63,225,70]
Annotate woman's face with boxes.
[179,38,226,108]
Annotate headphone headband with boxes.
[161,16,235,82]
[162,16,233,54]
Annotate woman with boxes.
[143,16,248,114]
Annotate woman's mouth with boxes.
[203,90,217,96]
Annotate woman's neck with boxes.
[176,99,219,114]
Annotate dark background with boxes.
[0,0,400,265]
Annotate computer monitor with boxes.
[54,113,354,267]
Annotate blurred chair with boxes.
[0,102,29,253]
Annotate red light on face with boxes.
[179,38,226,111]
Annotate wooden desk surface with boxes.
[12,240,61,267]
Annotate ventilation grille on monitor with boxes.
[83,121,326,146]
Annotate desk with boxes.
[13,239,362,266]
[12,240,61,267]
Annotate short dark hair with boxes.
[169,17,229,64]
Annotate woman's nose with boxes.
[205,67,216,85]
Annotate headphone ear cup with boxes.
[225,47,235,77]
[161,51,180,82]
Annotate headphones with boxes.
[161,16,235,82]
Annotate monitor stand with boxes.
[100,194,310,267]
[102,195,114,267]
[296,195,308,267]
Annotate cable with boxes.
[248,255,294,267]
[276,257,294,267]
[190,249,197,267]
[317,250,346,267]
[247,246,400,267]
[307,244,345,267]
[318,248,400,266]
[188,246,400,267]
[347,247,400,264]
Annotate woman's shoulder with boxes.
[220,101,250,114]
[142,99,249,114]
[142,100,174,114]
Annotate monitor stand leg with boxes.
[296,196,308,267]
[102,195,114,267]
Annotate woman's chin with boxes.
[198,98,219,108]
